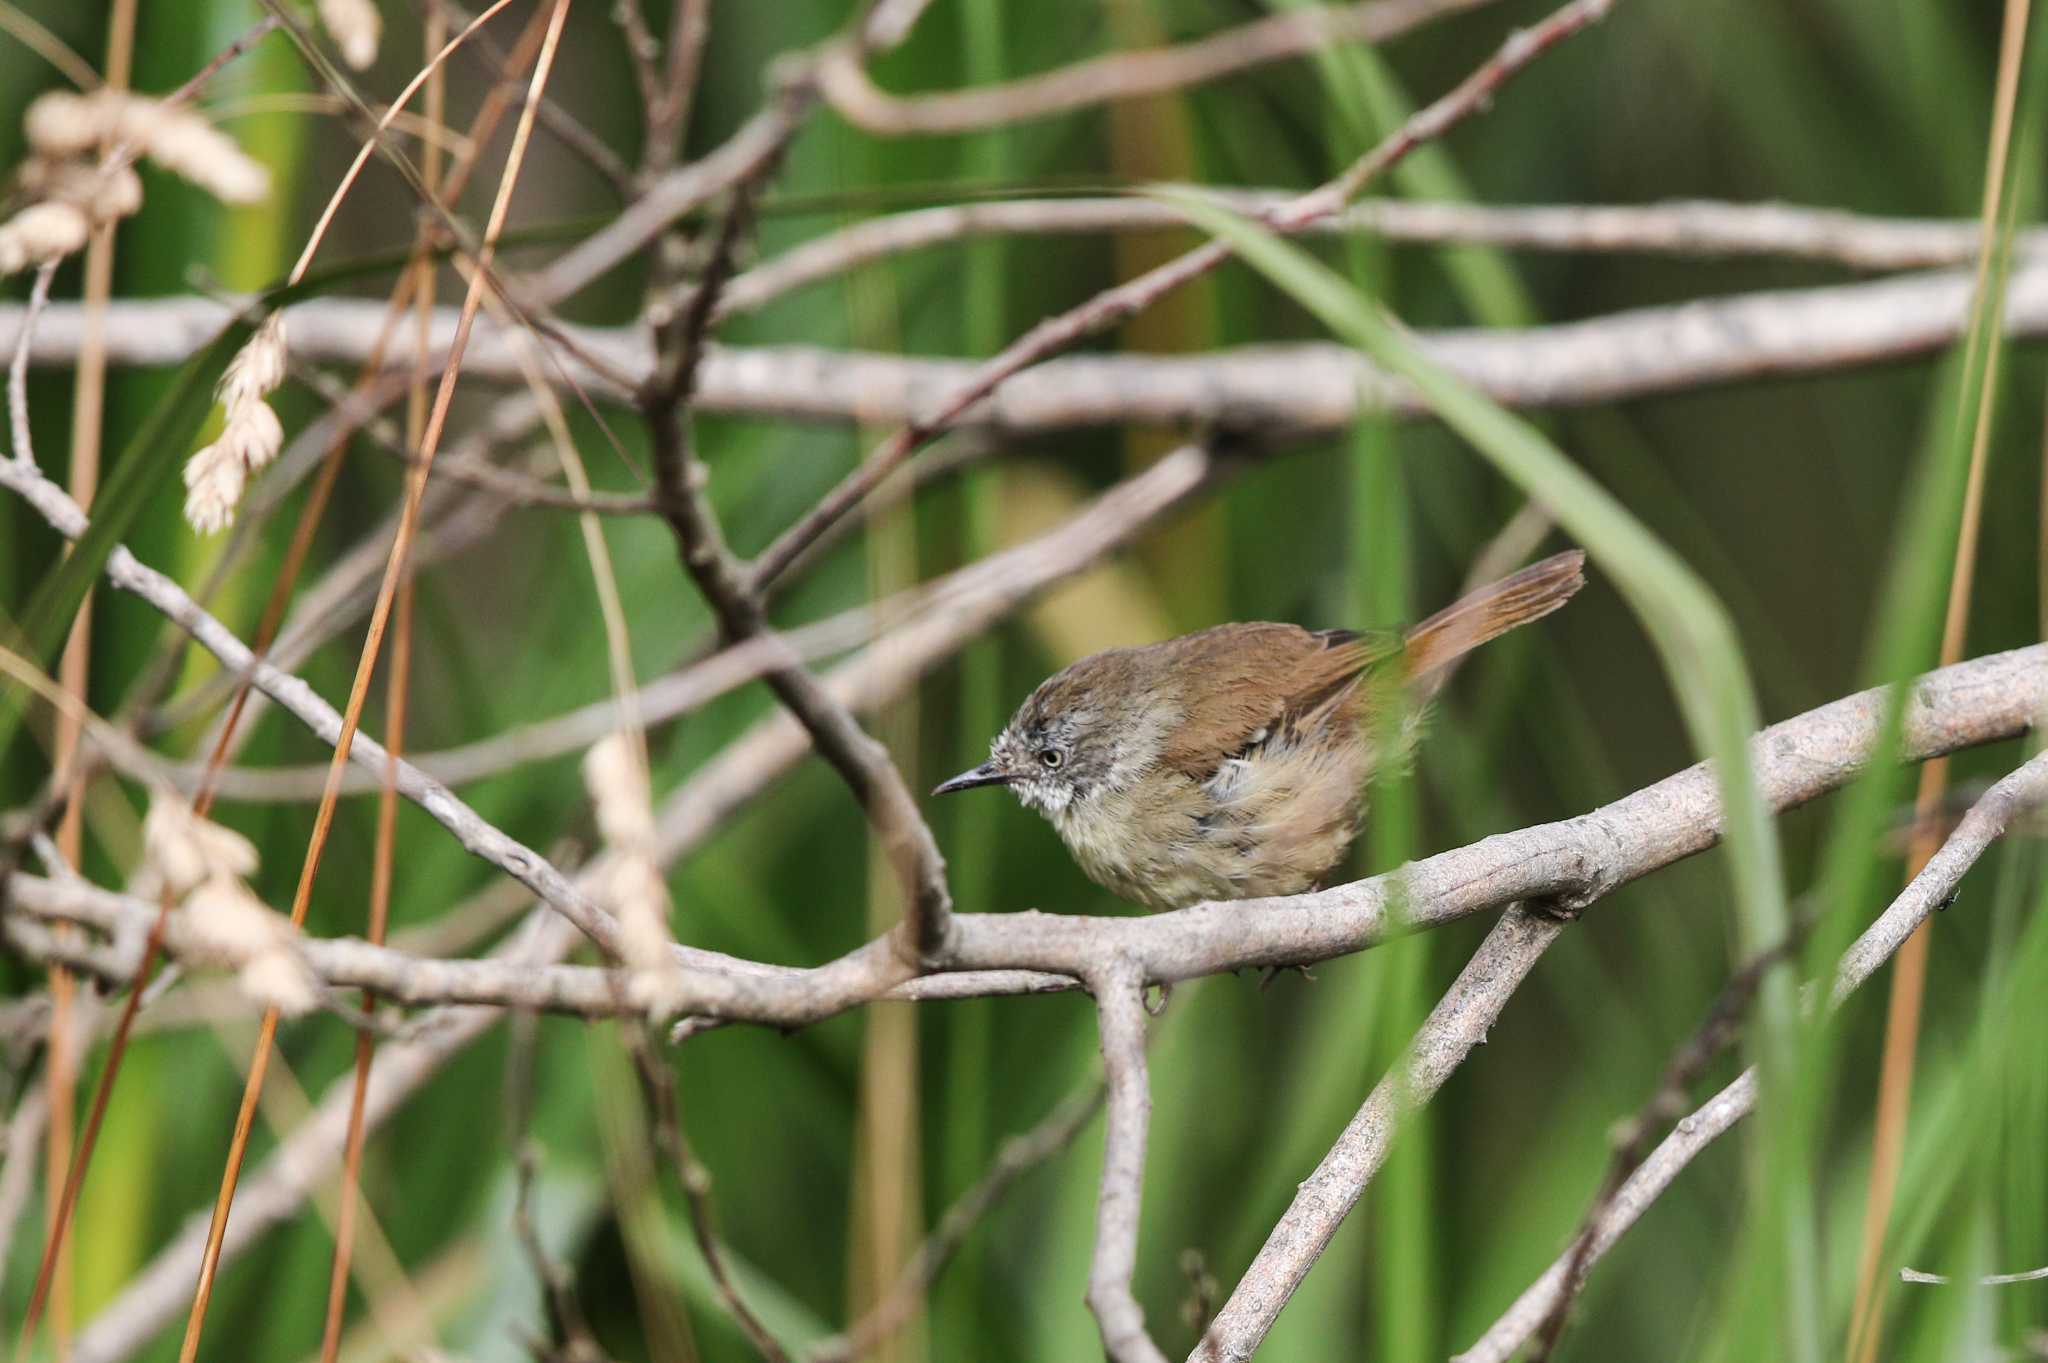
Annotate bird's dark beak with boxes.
[931,761,1013,797]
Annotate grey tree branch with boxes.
[0,452,631,959]
[14,254,2048,435]
[1452,744,2048,1363]
[1086,962,1169,1363]
[743,0,1617,593]
[814,0,1496,136]
[715,197,2028,316]
[1190,905,1568,1360]
[641,164,960,967]
[17,655,2045,1363]
[173,443,1222,801]
[4,393,2043,1023]
[806,1076,1107,1363]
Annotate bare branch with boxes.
[0,453,630,958]
[6,263,58,465]
[745,0,1617,592]
[183,443,1219,801]
[629,1028,791,1362]
[815,0,1496,136]
[641,167,957,964]
[716,197,2024,317]
[1453,745,2048,1363]
[1530,912,1812,1358]
[1086,961,1168,1363]
[1191,905,1567,1360]
[23,253,2048,435]
[809,1076,1106,1363]
[1898,1264,2048,1287]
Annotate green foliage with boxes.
[2,3,2045,1362]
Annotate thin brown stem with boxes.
[1845,2,2030,1355]
[175,5,576,1358]
[629,1028,790,1361]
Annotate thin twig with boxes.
[1898,1264,2048,1286]
[1454,746,2048,1363]
[1085,961,1168,1363]
[4,263,56,465]
[628,1028,790,1361]
[809,1077,1107,1363]
[815,0,1495,136]
[640,137,959,963]
[29,252,2048,431]
[749,0,1617,591]
[1527,912,1814,1359]
[713,195,2032,318]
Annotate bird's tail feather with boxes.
[1402,549,1586,697]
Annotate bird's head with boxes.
[930,654,1157,819]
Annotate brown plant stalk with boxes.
[1845,1,2030,1355]
[42,2,138,1351]
[13,7,569,1347]
[173,3,574,1357]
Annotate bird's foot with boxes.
[1258,962,1316,991]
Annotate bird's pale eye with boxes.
[1038,748,1063,770]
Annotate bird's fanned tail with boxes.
[1401,549,1587,697]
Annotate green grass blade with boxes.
[1164,189,1819,1363]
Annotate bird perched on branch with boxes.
[933,550,1586,909]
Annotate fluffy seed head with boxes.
[218,400,285,473]
[219,312,287,407]
[182,878,318,1016]
[319,0,383,70]
[238,949,321,1017]
[142,792,259,897]
[182,314,287,533]
[25,90,269,205]
[182,440,248,534]
[18,157,144,223]
[583,732,657,849]
[0,201,89,276]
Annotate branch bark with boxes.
[12,256,2048,434]
[1086,962,1169,1363]
[1452,745,2048,1363]
[814,0,1496,136]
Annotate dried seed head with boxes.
[182,314,288,533]
[218,313,288,409]
[0,201,89,276]
[183,876,286,958]
[182,878,318,1016]
[584,733,683,1009]
[583,732,657,849]
[218,399,285,473]
[24,90,269,205]
[142,792,259,897]
[182,440,248,534]
[18,157,144,224]
[22,91,108,158]
[238,948,321,1017]
[144,104,270,204]
[318,0,383,70]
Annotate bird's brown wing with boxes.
[1154,622,1398,781]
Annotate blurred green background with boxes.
[2,1,2045,1361]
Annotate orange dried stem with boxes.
[175,3,574,1357]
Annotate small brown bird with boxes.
[933,550,1585,909]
